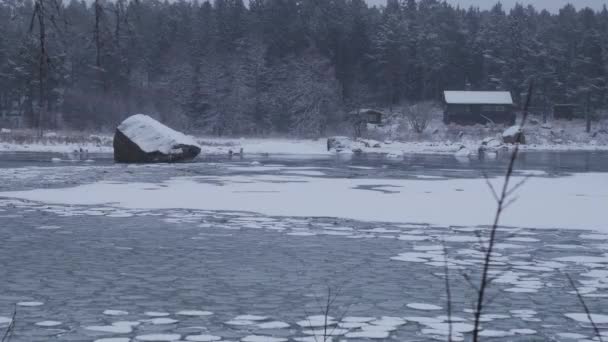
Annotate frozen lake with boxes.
[0,151,607,341]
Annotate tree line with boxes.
[0,0,607,136]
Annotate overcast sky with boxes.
[365,0,607,12]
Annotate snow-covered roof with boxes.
[444,91,513,105]
[117,114,199,154]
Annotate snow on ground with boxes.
[1,123,608,155]
[1,169,607,231]
[0,140,113,153]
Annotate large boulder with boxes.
[502,125,526,144]
[327,136,353,151]
[479,137,506,153]
[114,114,201,163]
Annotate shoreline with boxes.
[2,138,608,156]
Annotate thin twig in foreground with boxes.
[566,273,604,342]
[471,81,534,342]
[442,239,453,342]
[1,306,16,342]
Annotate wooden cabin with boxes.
[443,91,515,125]
[350,108,384,125]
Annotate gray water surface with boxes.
[0,151,607,341]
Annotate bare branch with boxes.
[1,306,16,342]
[471,81,534,342]
[566,273,604,342]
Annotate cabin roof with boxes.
[444,91,513,105]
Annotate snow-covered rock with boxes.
[113,114,201,163]
[454,145,472,157]
[0,128,11,134]
[479,137,505,153]
[327,136,353,151]
[502,125,526,144]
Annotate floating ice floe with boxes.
[104,309,129,316]
[94,338,132,342]
[86,321,140,334]
[17,301,44,307]
[234,315,267,321]
[176,310,213,316]
[257,321,290,329]
[143,317,178,325]
[241,336,287,342]
[185,334,222,341]
[144,312,170,317]
[565,313,608,324]
[135,334,182,341]
[35,320,62,327]
[407,303,442,311]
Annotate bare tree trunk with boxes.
[94,0,104,92]
[35,0,48,135]
[586,91,591,133]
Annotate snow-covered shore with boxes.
[2,136,608,156]
[1,125,608,156]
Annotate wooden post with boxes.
[586,91,591,134]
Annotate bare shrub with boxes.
[403,102,439,134]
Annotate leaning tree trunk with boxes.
[34,0,48,135]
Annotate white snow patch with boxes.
[5,172,608,231]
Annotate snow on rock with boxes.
[479,137,505,153]
[327,136,355,152]
[454,145,472,157]
[114,114,201,163]
[502,125,526,144]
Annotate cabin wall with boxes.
[444,104,515,125]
